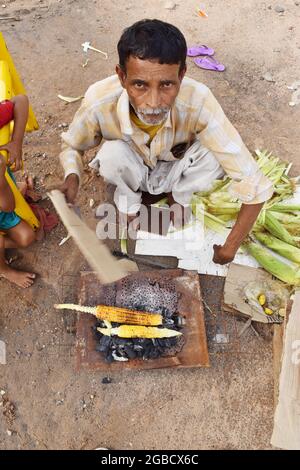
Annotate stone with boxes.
[164,1,176,10]
[275,5,285,13]
[263,72,276,82]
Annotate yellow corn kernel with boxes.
[258,294,266,306]
[264,307,273,315]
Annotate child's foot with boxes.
[0,266,36,288]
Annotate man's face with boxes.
[116,56,186,125]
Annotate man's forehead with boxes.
[124,56,180,79]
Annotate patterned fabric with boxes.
[0,168,21,231]
[59,75,273,204]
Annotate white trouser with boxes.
[89,140,224,214]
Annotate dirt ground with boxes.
[0,0,300,450]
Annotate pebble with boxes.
[0,390,5,396]
[102,377,112,384]
[7,430,12,437]
[275,5,285,13]
[263,72,275,82]
[164,1,176,10]
[295,1,299,6]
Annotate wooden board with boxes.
[271,291,300,449]
[76,269,210,371]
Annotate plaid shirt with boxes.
[60,75,273,204]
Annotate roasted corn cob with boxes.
[97,325,182,339]
[54,303,162,326]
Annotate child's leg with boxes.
[6,220,35,248]
[0,222,36,288]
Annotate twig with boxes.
[0,17,21,21]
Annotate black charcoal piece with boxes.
[102,377,112,384]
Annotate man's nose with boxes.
[146,88,161,109]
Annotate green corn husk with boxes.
[120,228,128,254]
[191,195,227,233]
[207,204,240,216]
[264,211,298,247]
[269,204,300,213]
[244,241,300,286]
[255,231,300,264]
[269,211,300,224]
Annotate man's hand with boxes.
[213,202,265,265]
[55,174,79,204]
[0,140,23,171]
[213,243,236,265]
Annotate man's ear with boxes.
[178,65,187,83]
[116,65,126,88]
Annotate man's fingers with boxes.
[13,160,21,171]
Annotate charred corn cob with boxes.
[97,325,182,339]
[255,232,300,263]
[54,303,162,326]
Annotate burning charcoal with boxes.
[124,346,137,360]
[174,316,186,327]
[113,337,127,346]
[100,335,112,347]
[112,351,128,362]
[149,348,160,359]
[105,351,114,363]
[160,306,173,318]
[163,318,174,326]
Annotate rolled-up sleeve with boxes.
[59,99,102,181]
[196,88,274,204]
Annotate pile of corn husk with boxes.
[191,150,300,286]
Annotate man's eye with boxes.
[162,82,172,88]
[134,83,145,89]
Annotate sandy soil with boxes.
[0,0,299,450]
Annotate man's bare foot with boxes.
[0,266,36,288]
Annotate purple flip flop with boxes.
[187,45,215,57]
[193,56,226,72]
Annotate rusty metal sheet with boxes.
[76,269,209,370]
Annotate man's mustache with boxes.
[137,107,170,115]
